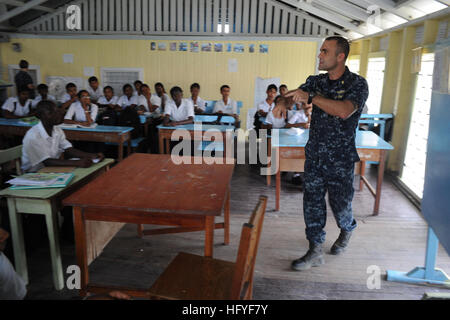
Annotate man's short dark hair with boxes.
[155,82,164,89]
[220,85,230,92]
[325,36,350,60]
[66,83,76,90]
[19,60,28,69]
[123,84,133,92]
[17,85,30,94]
[280,84,288,90]
[77,90,89,99]
[88,76,98,83]
[134,80,143,86]
[267,84,277,92]
[37,83,48,91]
[170,86,183,96]
[36,100,56,119]
[140,83,149,89]
[190,83,200,90]
[104,86,113,92]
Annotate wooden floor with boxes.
[5,163,450,300]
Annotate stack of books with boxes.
[7,173,74,190]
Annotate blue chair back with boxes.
[194,115,219,123]
[219,116,236,126]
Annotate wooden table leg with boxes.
[266,138,272,186]
[45,202,64,290]
[118,141,124,162]
[224,189,230,245]
[6,198,28,285]
[276,165,281,211]
[127,138,131,156]
[373,150,386,216]
[359,161,366,191]
[73,206,89,297]
[205,216,215,257]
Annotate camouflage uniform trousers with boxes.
[303,156,357,245]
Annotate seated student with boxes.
[64,90,98,127]
[188,83,206,114]
[60,83,78,111]
[32,84,56,108]
[153,82,170,113]
[285,101,312,129]
[133,80,143,97]
[86,76,103,104]
[0,228,26,300]
[163,86,194,127]
[117,84,139,110]
[21,100,104,173]
[1,86,34,119]
[213,85,239,120]
[280,84,302,111]
[261,95,289,130]
[97,86,120,111]
[254,84,277,134]
[138,84,161,114]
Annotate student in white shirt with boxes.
[213,85,239,121]
[154,82,171,113]
[117,84,139,109]
[21,100,104,173]
[285,102,311,129]
[1,86,34,119]
[163,86,194,126]
[257,84,277,117]
[262,95,289,129]
[60,83,78,111]
[97,86,120,111]
[32,84,56,108]
[133,80,143,97]
[64,90,98,126]
[138,83,161,114]
[86,76,103,103]
[0,228,26,300]
[189,83,206,114]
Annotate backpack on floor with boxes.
[117,107,142,139]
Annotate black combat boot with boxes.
[330,230,352,255]
[291,242,324,271]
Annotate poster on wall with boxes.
[179,42,188,51]
[228,59,238,73]
[201,43,212,52]
[226,43,232,52]
[63,54,74,64]
[234,44,244,53]
[215,43,223,52]
[150,42,156,51]
[249,44,255,53]
[158,42,167,51]
[191,42,199,52]
[260,44,269,53]
[170,42,177,51]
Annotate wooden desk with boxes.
[62,153,235,297]
[0,118,133,162]
[267,129,394,215]
[158,123,235,156]
[0,159,117,290]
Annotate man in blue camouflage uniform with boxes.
[286,36,369,271]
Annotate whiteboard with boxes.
[254,77,281,108]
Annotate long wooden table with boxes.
[0,159,117,290]
[267,129,394,215]
[0,118,133,162]
[62,153,235,297]
[158,123,235,156]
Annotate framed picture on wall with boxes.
[158,42,167,51]
[191,42,199,53]
[170,42,177,51]
[150,42,156,51]
[201,43,212,52]
[215,43,223,52]
[234,44,244,53]
[260,44,269,53]
[226,43,232,52]
[249,44,255,53]
[179,42,188,51]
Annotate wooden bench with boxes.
[148,195,268,300]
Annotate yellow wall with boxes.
[0,37,318,127]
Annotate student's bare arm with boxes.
[170,117,194,126]
[257,110,268,117]
[261,123,272,129]
[285,122,309,129]
[43,157,93,168]
[2,110,23,119]
[64,147,104,161]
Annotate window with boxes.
[365,56,386,114]
[400,53,435,200]
[100,68,144,96]
[8,64,41,95]
[347,58,360,75]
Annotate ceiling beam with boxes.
[1,0,55,13]
[364,0,424,20]
[0,0,49,23]
[280,0,370,35]
[313,0,371,21]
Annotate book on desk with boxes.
[7,172,75,190]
